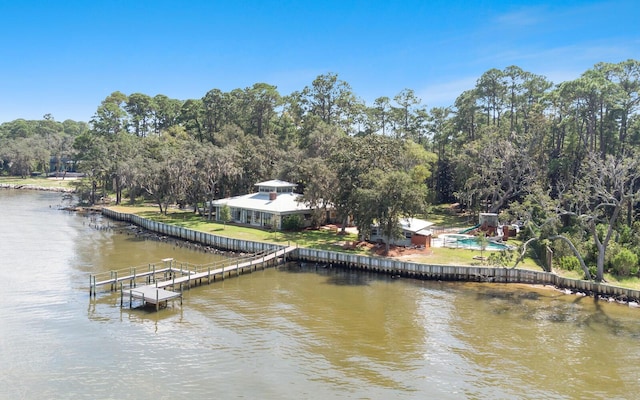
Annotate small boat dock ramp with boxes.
[89,246,296,311]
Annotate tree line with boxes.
[2,60,640,281]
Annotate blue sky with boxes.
[0,0,638,123]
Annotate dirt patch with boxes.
[322,224,359,235]
[340,240,432,258]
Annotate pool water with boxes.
[457,238,510,251]
[439,234,512,251]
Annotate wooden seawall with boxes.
[102,208,640,305]
[294,248,640,304]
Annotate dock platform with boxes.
[125,286,183,311]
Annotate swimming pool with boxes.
[438,233,512,251]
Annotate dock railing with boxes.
[89,248,286,296]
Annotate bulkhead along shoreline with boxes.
[4,184,640,308]
[100,207,640,307]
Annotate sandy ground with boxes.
[335,239,432,257]
[323,224,433,258]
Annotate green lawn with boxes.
[400,244,542,269]
[111,205,361,251]
[0,176,76,189]
[422,203,477,228]
[607,275,640,290]
[553,268,640,290]
[110,205,545,269]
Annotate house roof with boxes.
[255,180,297,188]
[399,217,434,233]
[211,192,311,214]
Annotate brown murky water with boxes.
[1,189,639,399]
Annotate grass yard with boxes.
[0,176,76,189]
[422,203,477,228]
[400,244,542,269]
[110,205,361,251]
[553,268,640,290]
[607,275,640,290]
[109,204,545,269]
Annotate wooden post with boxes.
[156,290,159,312]
[129,289,133,308]
[120,282,123,307]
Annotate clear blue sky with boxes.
[0,0,638,123]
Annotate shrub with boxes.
[219,204,231,226]
[557,256,581,272]
[604,241,620,270]
[588,265,597,280]
[610,248,639,277]
[281,215,303,231]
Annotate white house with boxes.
[210,180,314,230]
[370,217,434,247]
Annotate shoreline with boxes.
[0,183,75,193]
[100,207,640,307]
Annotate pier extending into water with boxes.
[90,246,296,310]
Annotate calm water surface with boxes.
[1,189,640,399]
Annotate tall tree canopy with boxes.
[4,60,640,280]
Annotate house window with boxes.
[263,213,272,227]
[404,231,412,239]
[371,227,379,236]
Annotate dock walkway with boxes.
[90,246,296,310]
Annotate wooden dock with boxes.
[90,246,296,310]
[126,286,183,311]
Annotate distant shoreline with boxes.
[0,183,75,193]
